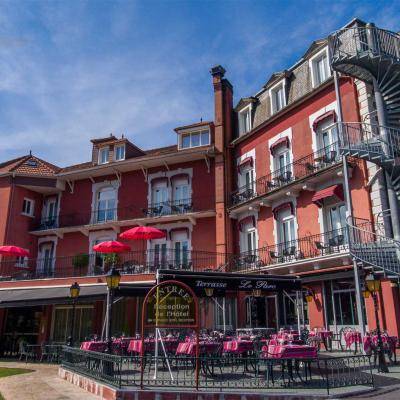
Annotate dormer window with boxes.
[310,48,331,88]
[114,144,125,161]
[179,129,210,150]
[270,83,286,114]
[98,147,109,164]
[238,106,251,136]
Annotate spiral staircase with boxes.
[329,22,400,277]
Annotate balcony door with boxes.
[152,182,168,215]
[152,241,168,270]
[44,197,58,227]
[37,243,54,277]
[318,123,338,157]
[277,209,296,249]
[172,177,190,212]
[325,203,348,245]
[171,230,190,270]
[273,146,291,182]
[96,187,116,223]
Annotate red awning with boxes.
[238,215,256,232]
[312,110,336,131]
[270,137,289,155]
[237,157,253,174]
[312,184,344,207]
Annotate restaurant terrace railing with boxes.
[31,196,214,231]
[231,227,350,273]
[230,142,341,208]
[0,249,230,281]
[61,347,374,394]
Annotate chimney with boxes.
[210,65,234,255]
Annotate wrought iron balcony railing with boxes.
[0,249,229,281]
[230,142,340,207]
[31,196,214,231]
[231,227,350,273]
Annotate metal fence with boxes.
[61,347,374,394]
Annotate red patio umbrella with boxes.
[92,241,131,254]
[119,226,166,240]
[0,245,30,257]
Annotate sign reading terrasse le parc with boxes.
[144,280,198,328]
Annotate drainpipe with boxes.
[367,22,400,241]
[334,71,366,335]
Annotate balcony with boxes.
[0,249,229,282]
[230,142,341,210]
[231,227,351,274]
[30,196,215,234]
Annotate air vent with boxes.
[26,160,38,167]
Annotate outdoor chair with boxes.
[269,251,283,264]
[305,162,317,172]
[19,341,36,362]
[322,151,337,164]
[330,328,345,351]
[315,241,330,255]
[328,235,344,248]
[266,180,277,190]
[282,246,296,259]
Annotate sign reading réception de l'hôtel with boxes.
[145,282,197,327]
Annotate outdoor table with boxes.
[128,338,179,355]
[80,341,107,352]
[222,340,254,355]
[344,331,362,354]
[112,337,133,355]
[363,334,397,362]
[309,330,333,351]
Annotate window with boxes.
[324,202,348,245]
[215,297,237,330]
[22,198,34,217]
[98,147,109,164]
[270,83,286,114]
[273,145,291,183]
[114,144,125,161]
[171,230,190,269]
[52,306,93,344]
[277,208,296,252]
[15,256,28,268]
[152,241,168,269]
[317,123,338,158]
[179,129,210,149]
[238,107,251,136]
[240,221,257,254]
[311,49,331,87]
[96,187,117,222]
[151,181,168,208]
[172,177,190,208]
[37,243,54,276]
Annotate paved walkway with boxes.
[0,361,99,400]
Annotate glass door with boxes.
[153,242,167,269]
[174,240,189,270]
[37,244,54,277]
[152,185,168,215]
[327,203,347,244]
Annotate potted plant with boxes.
[72,253,89,275]
[103,253,121,268]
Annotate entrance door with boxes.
[245,297,266,328]
[266,295,278,330]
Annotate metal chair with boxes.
[19,341,36,362]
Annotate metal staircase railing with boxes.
[337,122,400,168]
[329,26,400,82]
[347,216,400,276]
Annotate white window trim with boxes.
[238,104,252,136]
[236,149,256,189]
[272,198,298,246]
[22,197,35,217]
[269,79,287,115]
[98,146,110,165]
[309,101,337,152]
[178,128,211,150]
[91,180,119,219]
[237,212,259,253]
[114,144,125,161]
[268,128,292,175]
[309,47,331,89]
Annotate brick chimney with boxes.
[210,65,234,255]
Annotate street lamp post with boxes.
[68,282,80,347]
[364,274,389,373]
[105,267,121,354]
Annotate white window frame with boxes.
[309,47,331,88]
[269,80,286,114]
[98,146,110,164]
[22,198,34,217]
[239,219,258,254]
[238,105,252,136]
[178,129,210,150]
[114,144,125,161]
[273,145,291,174]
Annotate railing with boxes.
[0,249,229,281]
[347,216,400,275]
[338,122,400,162]
[61,347,373,394]
[329,25,400,65]
[231,227,350,272]
[31,196,214,231]
[231,142,340,207]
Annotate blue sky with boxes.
[1,0,399,167]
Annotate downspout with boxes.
[333,71,366,335]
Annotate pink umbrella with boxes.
[92,241,131,254]
[119,226,166,240]
[0,245,30,257]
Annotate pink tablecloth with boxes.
[223,340,254,354]
[128,339,178,354]
[309,330,333,340]
[176,341,221,356]
[262,344,317,359]
[80,341,107,352]
[344,331,362,348]
[363,335,397,354]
